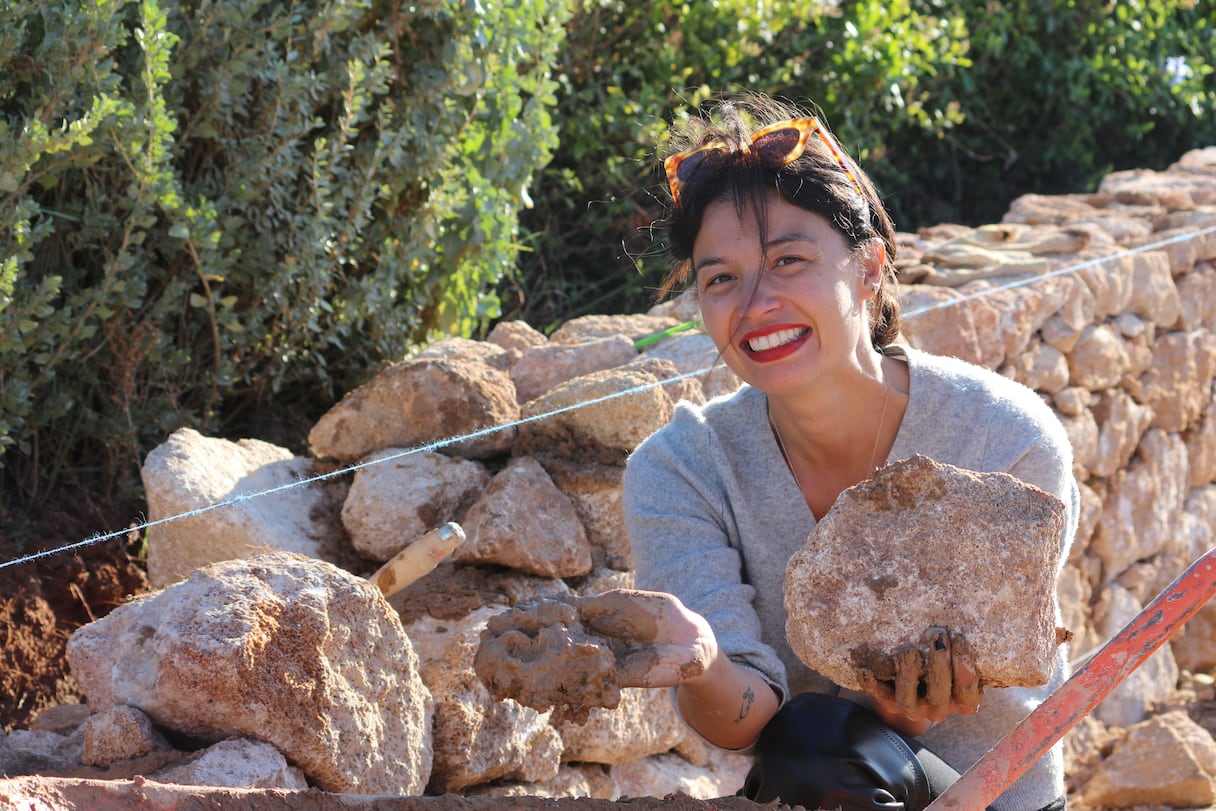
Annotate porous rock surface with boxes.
[785,454,1066,691]
[64,552,434,795]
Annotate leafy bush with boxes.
[507,0,1215,329]
[0,0,572,508]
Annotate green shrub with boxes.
[0,0,572,507]
[508,0,1215,329]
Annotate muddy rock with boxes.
[342,449,488,562]
[65,552,434,795]
[474,595,622,725]
[309,357,518,463]
[141,427,341,589]
[785,455,1066,692]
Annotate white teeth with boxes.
[748,328,806,352]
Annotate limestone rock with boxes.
[406,606,562,793]
[785,455,1066,691]
[341,449,488,562]
[610,749,752,802]
[1081,711,1216,807]
[29,704,91,737]
[82,705,171,766]
[543,459,632,571]
[1092,583,1180,728]
[412,336,515,371]
[548,313,681,346]
[309,356,518,463]
[511,335,638,405]
[640,332,741,401]
[149,738,309,790]
[555,687,686,766]
[465,763,616,800]
[0,728,83,776]
[515,358,691,464]
[1091,428,1190,580]
[456,455,593,578]
[485,319,548,353]
[65,552,434,795]
[141,427,341,588]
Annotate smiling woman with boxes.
[571,92,1083,811]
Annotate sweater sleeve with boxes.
[623,401,791,700]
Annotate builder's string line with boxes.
[2,224,1214,573]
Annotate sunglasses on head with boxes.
[663,116,864,205]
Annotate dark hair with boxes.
[657,94,901,348]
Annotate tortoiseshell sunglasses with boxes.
[663,116,864,205]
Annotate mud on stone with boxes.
[474,594,626,725]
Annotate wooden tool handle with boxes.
[370,522,466,598]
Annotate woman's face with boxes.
[692,192,879,395]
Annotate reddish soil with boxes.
[0,491,149,733]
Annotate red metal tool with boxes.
[926,545,1216,811]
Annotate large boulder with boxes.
[66,553,433,795]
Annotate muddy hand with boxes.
[861,627,983,725]
[577,589,717,689]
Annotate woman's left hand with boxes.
[852,627,984,735]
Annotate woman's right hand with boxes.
[576,588,719,689]
[577,588,779,749]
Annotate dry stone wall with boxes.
[9,147,1216,807]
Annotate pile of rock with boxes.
[3,147,1216,809]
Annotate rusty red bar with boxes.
[926,545,1216,811]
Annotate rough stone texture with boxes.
[639,332,742,401]
[1081,711,1216,808]
[485,319,548,354]
[0,728,83,777]
[65,553,434,795]
[515,358,699,464]
[309,357,519,463]
[511,335,638,405]
[141,427,340,589]
[544,459,633,571]
[610,750,752,805]
[785,455,1066,691]
[1090,584,1179,728]
[412,337,516,371]
[405,607,562,793]
[81,706,169,766]
[149,737,309,790]
[341,449,488,562]
[456,456,593,578]
[555,688,687,766]
[28,704,91,737]
[548,314,682,346]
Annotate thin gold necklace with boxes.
[769,384,892,492]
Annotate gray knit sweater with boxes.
[623,344,1080,811]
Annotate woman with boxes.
[616,94,1079,811]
